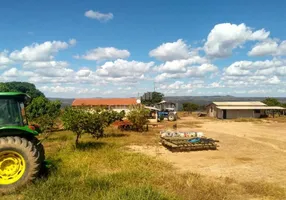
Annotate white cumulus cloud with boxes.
[23,61,69,69]
[224,59,286,76]
[155,63,218,82]
[266,76,281,84]
[95,59,154,82]
[40,85,76,93]
[248,39,286,56]
[2,68,35,77]
[9,40,73,61]
[76,68,92,77]
[0,51,13,65]
[76,47,130,61]
[204,23,269,58]
[149,39,194,61]
[154,56,208,73]
[84,10,113,22]
[154,73,182,82]
[35,68,74,77]
[2,68,18,77]
[69,39,77,46]
[158,80,207,92]
[186,64,218,76]
[248,89,271,94]
[221,58,286,90]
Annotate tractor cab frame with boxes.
[0,92,45,194]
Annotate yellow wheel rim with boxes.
[0,151,26,185]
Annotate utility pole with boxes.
[153,81,156,92]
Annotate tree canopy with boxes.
[262,98,282,106]
[0,83,9,92]
[0,82,44,99]
[182,102,200,112]
[62,107,125,146]
[26,96,62,132]
[127,105,150,131]
[0,82,59,131]
[141,92,164,105]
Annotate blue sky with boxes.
[0,0,286,98]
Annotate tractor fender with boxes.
[0,126,38,138]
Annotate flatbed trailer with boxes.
[160,136,219,152]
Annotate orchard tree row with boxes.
[0,82,151,147]
[62,107,125,146]
[0,82,61,132]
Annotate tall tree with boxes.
[262,98,285,118]
[141,92,164,105]
[26,96,62,132]
[0,83,9,92]
[0,82,44,99]
[62,107,124,146]
[182,102,199,112]
[127,105,150,131]
[0,81,62,131]
[262,98,281,106]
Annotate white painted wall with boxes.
[110,105,131,113]
[83,105,132,114]
[217,109,223,119]
[226,110,261,119]
[214,107,264,119]
[113,108,131,113]
[207,104,217,117]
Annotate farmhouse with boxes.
[207,101,285,119]
[72,98,139,113]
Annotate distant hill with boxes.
[164,96,286,105]
[164,96,286,110]
[48,98,74,108]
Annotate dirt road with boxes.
[128,117,286,187]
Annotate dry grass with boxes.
[241,182,286,199]
[266,115,286,123]
[232,116,286,123]
[251,137,286,150]
[1,126,285,200]
[177,111,207,120]
[235,157,254,162]
[233,118,263,123]
[177,121,203,128]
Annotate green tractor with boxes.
[0,92,45,194]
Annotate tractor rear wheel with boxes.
[32,137,45,163]
[0,136,41,194]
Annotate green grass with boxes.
[2,128,285,200]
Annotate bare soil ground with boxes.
[128,116,286,188]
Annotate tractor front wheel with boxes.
[168,113,177,121]
[0,136,41,194]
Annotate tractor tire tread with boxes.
[31,137,45,162]
[0,136,41,194]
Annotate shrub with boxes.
[26,96,61,132]
[62,107,125,147]
[127,105,149,131]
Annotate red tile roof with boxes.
[72,98,138,106]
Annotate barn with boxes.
[207,101,285,119]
